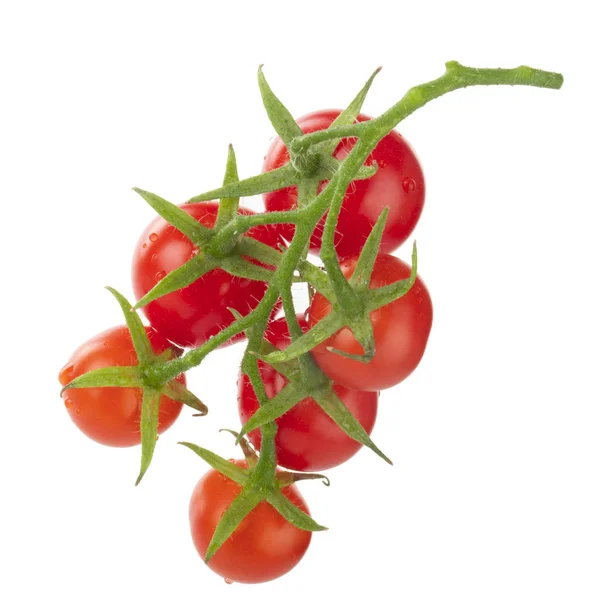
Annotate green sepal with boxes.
[353,163,378,180]
[135,388,161,486]
[257,65,302,148]
[227,307,244,322]
[313,387,392,465]
[257,339,302,381]
[236,380,306,442]
[320,67,381,155]
[237,236,283,267]
[327,311,375,364]
[132,255,214,310]
[178,442,249,486]
[105,287,155,364]
[265,489,328,532]
[295,177,319,210]
[329,203,388,360]
[204,487,262,562]
[259,311,344,363]
[366,241,418,310]
[220,255,274,282]
[297,261,335,301]
[215,145,240,227]
[163,380,208,416]
[133,188,211,244]
[61,366,144,394]
[316,159,378,181]
[187,164,298,203]
[350,207,390,288]
[219,429,258,467]
[277,471,331,488]
[325,343,374,364]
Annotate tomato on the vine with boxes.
[132,202,282,348]
[307,254,433,391]
[238,316,378,471]
[189,459,312,584]
[59,325,184,447]
[263,110,425,258]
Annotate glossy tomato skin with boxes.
[132,202,282,348]
[238,316,378,471]
[189,459,312,584]
[263,110,425,258]
[59,325,184,447]
[308,254,433,391]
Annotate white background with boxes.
[1,1,598,598]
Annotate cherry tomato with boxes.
[307,254,433,391]
[189,459,312,584]
[59,325,184,447]
[263,110,425,258]
[238,316,378,471]
[132,202,282,348]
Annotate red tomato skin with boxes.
[59,325,184,447]
[263,110,425,258]
[238,316,378,471]
[308,254,433,391]
[189,460,312,584]
[132,202,282,348]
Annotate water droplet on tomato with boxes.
[149,233,159,243]
[75,407,81,415]
[402,177,416,193]
[224,578,233,585]
[156,271,166,281]
[142,243,147,249]
[64,397,73,408]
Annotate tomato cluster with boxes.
[56,59,564,588]
[58,109,432,584]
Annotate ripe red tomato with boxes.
[263,110,425,258]
[307,254,433,391]
[238,316,378,471]
[59,325,184,447]
[132,202,282,348]
[189,459,312,584]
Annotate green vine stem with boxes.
[291,62,563,152]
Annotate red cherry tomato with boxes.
[189,459,312,584]
[132,202,282,348]
[59,325,184,447]
[307,254,433,391]
[238,316,378,471]
[263,110,425,258]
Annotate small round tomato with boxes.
[132,202,282,348]
[59,325,184,447]
[307,254,433,391]
[189,459,312,584]
[238,316,378,471]
[263,110,425,258]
